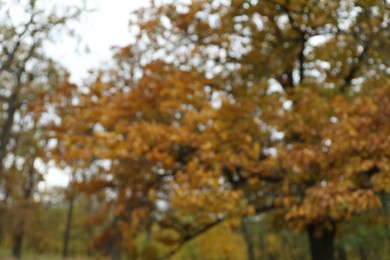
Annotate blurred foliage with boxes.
[48,0,389,258]
[0,0,389,259]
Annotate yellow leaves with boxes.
[140,246,159,260]
[100,114,114,128]
[131,208,149,229]
[40,0,390,256]
[248,177,260,188]
[174,219,247,260]
[275,196,297,208]
[227,217,241,230]
[155,228,182,246]
[253,143,261,157]
[186,158,200,174]
[301,148,317,167]
[231,191,241,202]
[171,181,246,216]
[207,178,219,189]
[371,172,390,193]
[359,160,375,172]
[200,141,214,151]
[272,83,389,226]
[147,147,174,167]
[265,234,281,255]
[148,188,157,200]
[284,181,383,226]
[95,132,118,146]
[51,68,390,252]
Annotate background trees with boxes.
[0,0,83,258]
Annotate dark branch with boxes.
[298,32,307,84]
[0,11,38,71]
[340,39,371,92]
[159,203,275,259]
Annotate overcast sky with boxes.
[44,0,147,187]
[47,0,147,83]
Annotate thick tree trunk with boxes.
[307,224,336,260]
[241,217,255,260]
[63,196,75,258]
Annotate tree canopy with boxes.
[24,0,390,259]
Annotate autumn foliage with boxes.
[45,0,390,259]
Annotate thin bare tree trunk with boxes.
[12,156,36,258]
[63,196,75,258]
[0,191,9,245]
[241,217,255,260]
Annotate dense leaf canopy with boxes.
[49,0,389,258]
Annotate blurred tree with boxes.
[0,0,83,257]
[50,0,390,259]
[20,187,99,257]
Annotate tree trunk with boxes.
[0,193,9,245]
[241,217,255,260]
[12,224,24,259]
[336,245,347,260]
[12,156,36,259]
[109,245,122,260]
[108,216,122,260]
[85,197,94,257]
[0,65,25,185]
[307,224,336,260]
[358,247,367,260]
[0,93,19,183]
[63,196,75,258]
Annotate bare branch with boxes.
[0,11,38,71]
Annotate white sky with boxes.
[44,0,147,187]
[47,0,147,83]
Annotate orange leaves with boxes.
[275,196,297,209]
[74,179,113,195]
[172,188,245,216]
[285,181,382,227]
[130,207,149,229]
[267,82,390,227]
[56,70,390,236]
[155,228,182,246]
[46,1,390,253]
[371,172,390,193]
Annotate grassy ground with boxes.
[0,248,91,260]
[0,256,91,260]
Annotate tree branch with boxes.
[0,11,38,71]
[340,39,371,92]
[158,203,275,259]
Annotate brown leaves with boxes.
[285,181,382,228]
